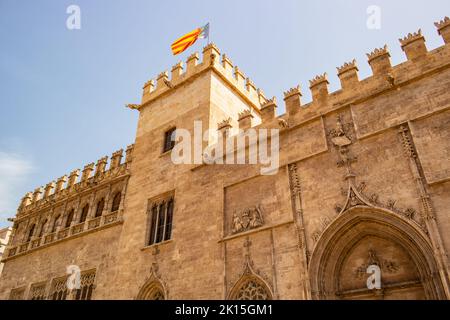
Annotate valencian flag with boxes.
[171,23,209,55]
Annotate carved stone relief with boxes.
[354,249,400,279]
[231,205,264,234]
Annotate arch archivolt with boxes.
[136,263,168,300]
[308,201,446,300]
[227,254,274,300]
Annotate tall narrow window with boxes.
[74,271,96,300]
[49,277,68,300]
[65,209,74,228]
[95,198,105,217]
[147,195,175,246]
[164,199,174,241]
[156,202,166,243]
[163,127,176,153]
[111,192,121,212]
[39,219,48,237]
[148,205,158,245]
[52,215,61,233]
[80,204,89,223]
[27,224,35,242]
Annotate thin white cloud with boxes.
[0,152,33,226]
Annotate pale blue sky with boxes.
[0,0,449,227]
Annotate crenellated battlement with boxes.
[399,29,424,47]
[336,59,358,75]
[128,17,450,155]
[435,16,450,43]
[17,144,135,215]
[137,43,268,113]
[213,17,450,135]
[366,45,389,61]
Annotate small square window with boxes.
[163,128,176,153]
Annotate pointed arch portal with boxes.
[308,206,447,300]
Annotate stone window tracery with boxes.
[26,224,35,242]
[29,282,47,300]
[38,219,48,237]
[235,279,271,300]
[80,204,89,223]
[9,287,26,300]
[49,277,68,300]
[111,192,121,212]
[147,195,174,246]
[52,215,61,233]
[95,198,105,217]
[73,270,96,300]
[65,209,74,228]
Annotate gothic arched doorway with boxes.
[309,207,446,300]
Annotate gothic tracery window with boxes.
[26,224,35,242]
[95,198,105,217]
[65,209,74,228]
[148,288,165,300]
[9,287,25,300]
[137,281,166,300]
[147,196,174,246]
[39,219,48,237]
[52,215,61,233]
[49,277,68,300]
[80,204,89,223]
[29,283,47,300]
[234,278,271,300]
[74,270,96,300]
[111,192,121,212]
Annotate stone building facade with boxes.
[1,17,450,300]
[0,227,12,277]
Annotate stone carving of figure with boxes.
[249,206,263,228]
[232,211,244,234]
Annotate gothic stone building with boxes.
[1,17,450,300]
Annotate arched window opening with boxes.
[39,219,48,237]
[52,215,61,233]
[79,204,89,223]
[27,224,36,242]
[95,198,105,217]
[233,278,271,300]
[74,271,96,300]
[111,192,121,212]
[137,281,166,300]
[65,209,74,228]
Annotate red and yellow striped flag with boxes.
[171,23,209,55]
